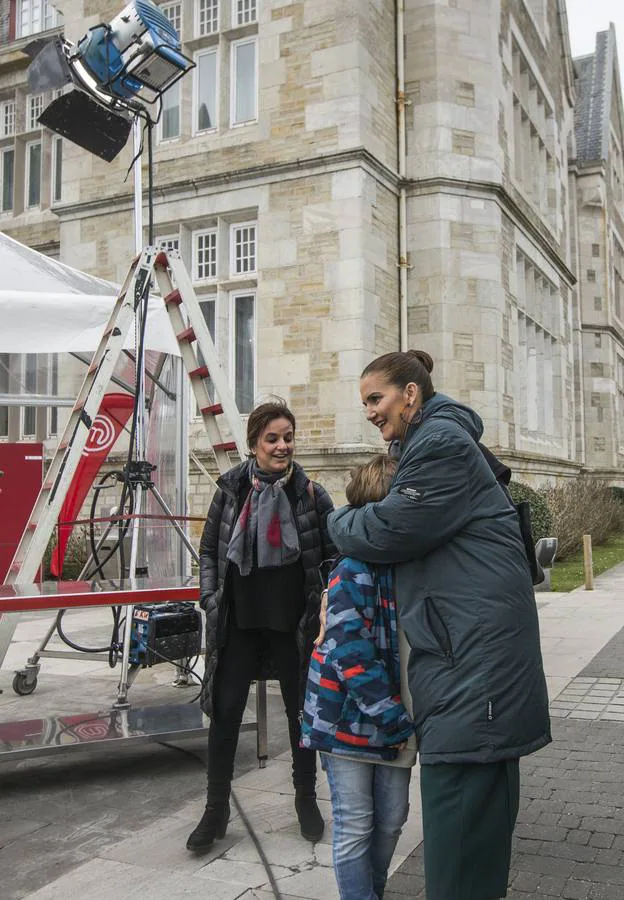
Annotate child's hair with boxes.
[346,455,397,506]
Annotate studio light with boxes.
[25,0,194,161]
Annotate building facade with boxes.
[0,0,622,508]
[574,26,624,480]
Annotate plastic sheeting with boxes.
[145,354,181,578]
[0,232,180,355]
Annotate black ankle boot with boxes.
[186,800,230,852]
[295,788,324,842]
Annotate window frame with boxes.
[229,221,257,278]
[25,139,42,209]
[17,0,61,38]
[27,93,44,132]
[230,36,258,127]
[0,100,15,139]
[192,296,218,417]
[158,78,181,142]
[21,353,38,438]
[160,0,182,35]
[196,0,219,37]
[193,228,218,282]
[51,135,63,205]
[1,147,15,213]
[229,288,256,415]
[232,0,257,27]
[193,47,219,134]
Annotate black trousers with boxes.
[420,759,520,900]
[207,620,316,801]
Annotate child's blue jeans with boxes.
[322,753,411,900]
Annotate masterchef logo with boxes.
[83,414,117,455]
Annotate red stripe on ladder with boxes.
[177,327,196,343]
[165,289,182,305]
[213,442,237,453]
[189,366,210,378]
[201,404,223,416]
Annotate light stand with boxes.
[114,118,199,707]
[23,2,199,707]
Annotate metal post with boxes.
[115,119,146,708]
[583,534,594,591]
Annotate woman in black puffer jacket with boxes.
[187,400,335,854]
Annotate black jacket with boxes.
[199,460,335,717]
[328,393,551,765]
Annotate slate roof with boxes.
[574,29,613,162]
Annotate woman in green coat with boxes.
[327,349,551,900]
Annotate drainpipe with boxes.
[396,0,409,351]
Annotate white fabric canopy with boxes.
[0,232,180,355]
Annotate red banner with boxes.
[50,393,134,577]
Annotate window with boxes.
[231,292,255,413]
[196,299,216,409]
[233,0,257,26]
[157,235,180,253]
[27,94,43,131]
[231,38,257,125]
[0,354,8,438]
[52,136,62,204]
[511,38,556,224]
[1,149,14,212]
[231,222,256,276]
[0,101,15,138]
[197,0,218,35]
[22,354,37,437]
[18,0,61,37]
[195,50,218,132]
[160,80,181,140]
[514,250,562,442]
[194,229,217,280]
[161,1,182,34]
[613,237,624,322]
[25,141,41,208]
[49,355,58,436]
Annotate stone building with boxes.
[573,25,624,480]
[0,0,622,508]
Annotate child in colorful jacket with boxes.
[301,455,415,900]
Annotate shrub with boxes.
[508,481,553,542]
[43,526,89,580]
[545,478,624,561]
[611,486,624,506]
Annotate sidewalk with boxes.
[2,564,624,899]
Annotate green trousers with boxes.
[420,759,520,900]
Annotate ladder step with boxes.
[201,403,223,417]
[154,251,169,268]
[189,365,210,378]
[26,522,38,531]
[213,442,237,453]
[165,289,182,305]
[177,327,196,344]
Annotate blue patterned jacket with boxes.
[300,557,414,760]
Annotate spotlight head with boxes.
[25,0,194,161]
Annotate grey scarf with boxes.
[226,461,301,576]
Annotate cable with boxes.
[156,741,284,900]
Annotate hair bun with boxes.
[405,349,434,374]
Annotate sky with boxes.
[566,0,624,59]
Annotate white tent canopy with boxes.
[0,232,180,355]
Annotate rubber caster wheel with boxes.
[13,673,37,695]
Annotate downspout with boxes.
[396,0,409,351]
